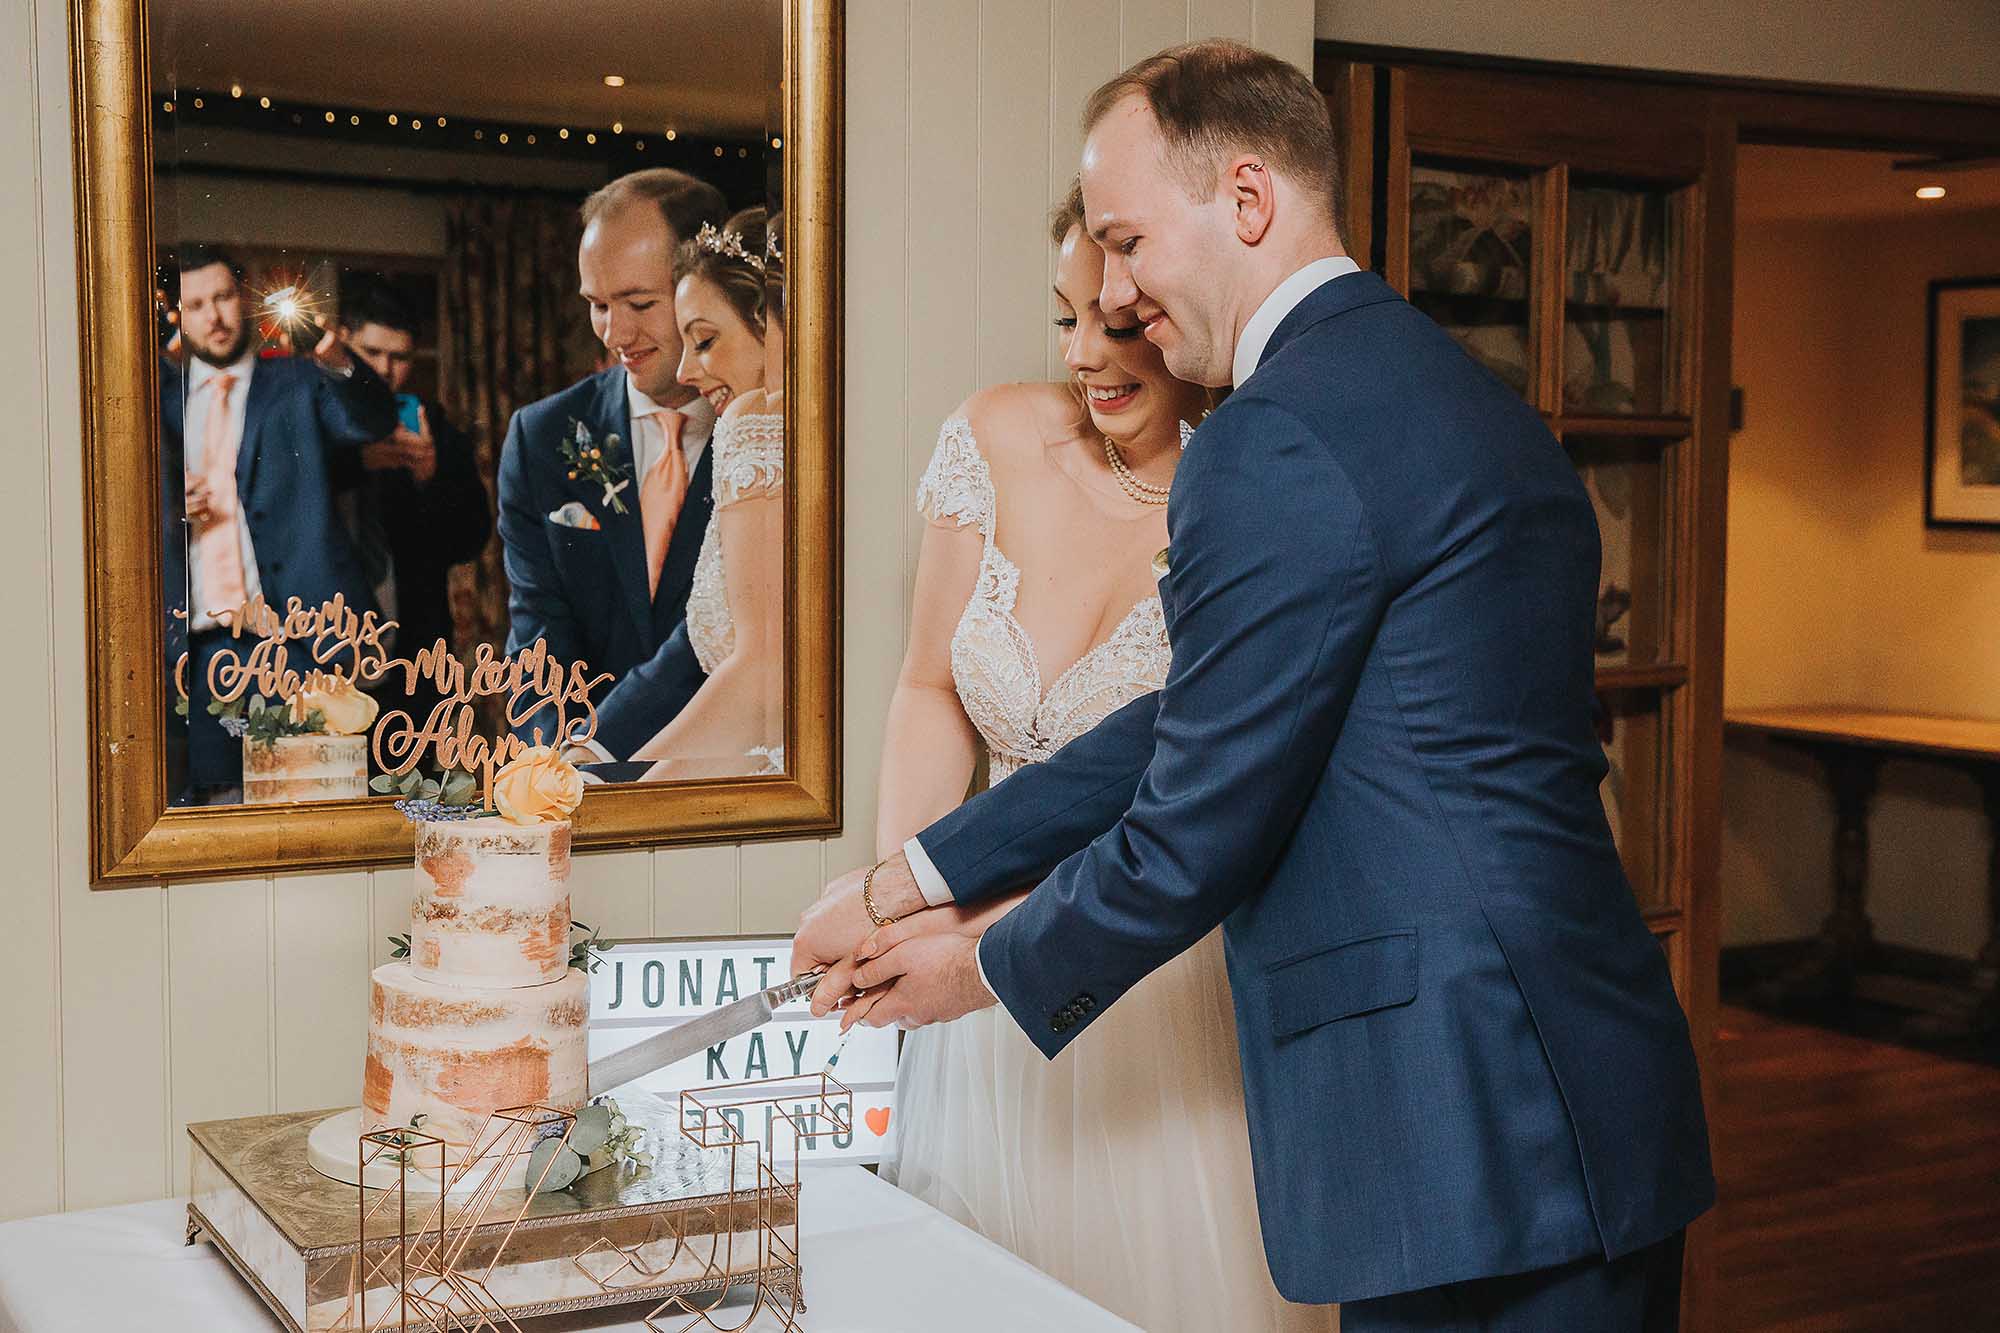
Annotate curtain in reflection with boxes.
[437,192,597,677]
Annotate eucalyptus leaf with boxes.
[442,771,476,805]
[418,780,441,801]
[525,1138,581,1193]
[568,1104,613,1158]
[370,775,396,794]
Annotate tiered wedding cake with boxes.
[362,817,589,1152]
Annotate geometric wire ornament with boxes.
[331,1104,579,1333]
[579,1073,853,1333]
[326,1075,850,1333]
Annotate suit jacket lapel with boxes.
[587,368,654,641]
[235,359,280,498]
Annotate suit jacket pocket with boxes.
[1267,928,1417,1039]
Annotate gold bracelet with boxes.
[862,859,901,929]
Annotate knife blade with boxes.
[587,970,824,1096]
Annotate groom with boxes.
[497,168,727,750]
[794,40,1712,1331]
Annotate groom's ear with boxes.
[1227,156,1277,246]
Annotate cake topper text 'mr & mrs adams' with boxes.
[177,593,612,791]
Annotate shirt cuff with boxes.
[574,736,616,763]
[973,933,999,1004]
[902,835,955,908]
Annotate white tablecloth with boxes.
[0,1164,1136,1333]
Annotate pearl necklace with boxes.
[1103,436,1172,506]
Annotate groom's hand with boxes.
[793,852,929,1017]
[843,933,994,1031]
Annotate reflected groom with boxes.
[497,169,728,750]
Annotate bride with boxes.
[631,208,786,779]
[871,185,1336,1332]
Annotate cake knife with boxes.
[587,969,826,1095]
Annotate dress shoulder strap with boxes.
[711,411,786,508]
[914,414,995,539]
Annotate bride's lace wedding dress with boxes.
[884,417,1336,1333]
[683,409,784,774]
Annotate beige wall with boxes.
[1316,0,2000,97]
[0,0,1311,1222]
[1723,206,2000,953]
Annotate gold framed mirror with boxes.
[75,0,841,885]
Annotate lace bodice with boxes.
[916,416,1170,783]
[687,412,785,673]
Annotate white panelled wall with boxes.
[0,0,1312,1220]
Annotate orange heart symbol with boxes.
[863,1106,891,1137]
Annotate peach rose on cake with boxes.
[289,675,380,736]
[492,745,584,825]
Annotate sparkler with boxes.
[250,265,332,354]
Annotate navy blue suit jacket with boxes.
[496,368,713,742]
[915,272,1714,1305]
[161,352,397,789]
[161,353,395,636]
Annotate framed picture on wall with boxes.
[1926,275,2000,528]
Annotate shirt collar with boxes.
[1231,255,1363,387]
[625,377,715,439]
[189,346,258,392]
[625,375,716,463]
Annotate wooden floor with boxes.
[1710,1005,2000,1331]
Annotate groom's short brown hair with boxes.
[581,168,728,245]
[1084,40,1340,229]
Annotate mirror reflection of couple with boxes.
[794,42,1714,1333]
[497,172,785,780]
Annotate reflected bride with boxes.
[630,209,788,780]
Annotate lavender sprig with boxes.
[393,797,491,824]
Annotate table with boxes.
[0,1164,1137,1333]
[1726,705,2000,1035]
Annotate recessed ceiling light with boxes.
[603,74,626,88]
[1916,185,1947,200]
[229,84,242,99]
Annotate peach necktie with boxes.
[638,408,689,599]
[192,371,247,617]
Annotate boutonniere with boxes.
[561,418,633,515]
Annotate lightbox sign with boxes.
[587,938,898,1164]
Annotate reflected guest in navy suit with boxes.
[797,43,1711,1333]
[164,244,397,801]
[496,169,727,750]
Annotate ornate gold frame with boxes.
[74,0,842,885]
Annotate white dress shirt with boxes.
[184,349,262,631]
[902,253,1368,1003]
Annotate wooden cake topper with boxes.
[174,593,611,809]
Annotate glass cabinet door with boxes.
[1407,160,1538,398]
[1565,182,1682,418]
